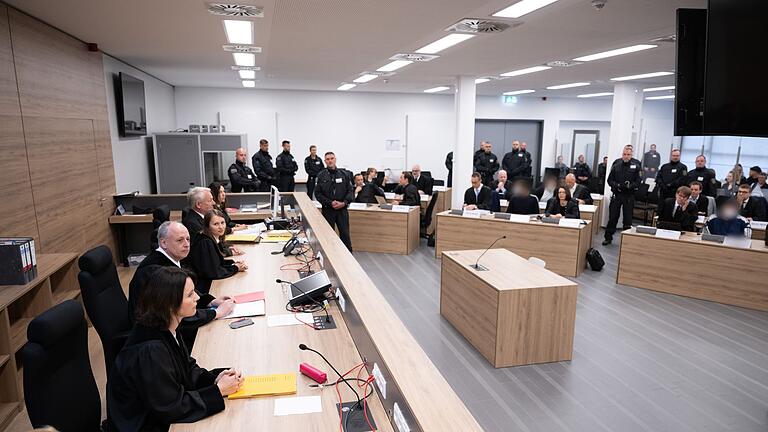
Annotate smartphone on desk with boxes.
[229,318,254,329]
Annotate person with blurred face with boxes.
[463,172,492,210]
[706,198,749,236]
[506,180,539,215]
[655,148,688,201]
[603,145,642,245]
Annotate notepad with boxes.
[228,373,297,399]
[225,300,265,319]
[274,396,322,416]
[233,291,265,303]
[225,233,261,243]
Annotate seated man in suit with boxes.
[492,169,513,200]
[688,181,709,215]
[183,186,215,237]
[658,186,698,231]
[564,173,593,205]
[506,180,540,214]
[463,172,492,210]
[706,198,750,236]
[353,173,385,204]
[411,164,433,195]
[736,183,767,221]
[392,171,420,206]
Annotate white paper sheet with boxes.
[579,204,597,212]
[750,220,767,230]
[384,192,396,199]
[348,202,367,210]
[224,300,266,319]
[273,396,322,416]
[558,218,583,228]
[508,214,530,223]
[267,313,314,327]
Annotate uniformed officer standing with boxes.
[572,154,592,185]
[445,151,453,187]
[520,141,533,179]
[502,141,530,181]
[642,144,661,178]
[474,141,499,186]
[603,145,642,245]
[685,155,717,196]
[304,145,324,199]
[655,148,688,201]
[251,139,275,191]
[315,152,354,251]
[275,140,298,192]
[227,147,260,192]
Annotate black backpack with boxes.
[586,248,605,271]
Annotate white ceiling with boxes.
[6,0,706,97]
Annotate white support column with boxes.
[452,76,477,207]
[602,83,644,226]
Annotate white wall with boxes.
[103,55,176,193]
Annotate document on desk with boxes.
[274,396,322,416]
[238,222,267,235]
[228,373,297,399]
[348,202,368,210]
[558,218,583,228]
[750,221,768,230]
[384,192,396,199]
[225,300,266,319]
[654,229,681,240]
[267,313,314,327]
[508,214,530,223]
[233,291,265,303]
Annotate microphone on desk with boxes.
[472,235,506,271]
[299,343,362,409]
[276,278,330,323]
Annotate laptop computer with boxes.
[375,195,388,205]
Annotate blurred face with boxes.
[196,190,214,213]
[497,170,507,184]
[545,178,556,191]
[565,175,575,188]
[354,175,364,187]
[282,142,291,152]
[650,144,657,151]
[209,214,227,237]
[325,153,336,169]
[676,191,688,206]
[557,188,567,201]
[690,184,701,198]
[622,147,632,162]
[260,141,269,152]
[578,155,585,163]
[557,156,563,163]
[721,203,738,219]
[695,156,706,168]
[521,142,527,151]
[160,223,190,261]
[670,150,680,163]
[412,167,421,177]
[236,148,247,163]
[310,146,317,156]
[177,278,200,319]
[471,176,481,188]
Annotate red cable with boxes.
[362,376,376,432]
[293,312,316,330]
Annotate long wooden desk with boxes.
[617,229,768,311]
[441,249,578,368]
[534,201,598,237]
[386,187,452,235]
[348,205,420,254]
[435,211,592,277]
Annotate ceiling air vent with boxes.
[207,3,264,17]
[545,60,582,68]
[390,53,440,62]
[650,35,676,43]
[445,18,515,34]
[223,44,262,53]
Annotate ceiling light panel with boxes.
[238,70,255,79]
[643,86,675,92]
[377,60,413,72]
[415,34,475,54]
[646,95,675,100]
[503,89,535,95]
[232,52,255,66]
[223,20,253,44]
[424,86,450,93]
[337,83,356,91]
[573,44,657,62]
[493,0,561,19]
[611,71,674,81]
[353,74,378,83]
[242,80,255,88]
[546,82,590,90]
[577,92,613,98]
[475,78,491,84]
[500,65,551,77]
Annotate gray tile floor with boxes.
[353,232,768,432]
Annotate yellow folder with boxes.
[225,233,261,243]
[227,373,297,399]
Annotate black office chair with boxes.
[633,183,657,225]
[421,191,440,246]
[150,204,171,249]
[23,300,102,432]
[78,245,131,375]
[433,179,445,187]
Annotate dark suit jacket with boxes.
[506,195,539,215]
[394,183,421,206]
[570,184,593,204]
[690,195,709,215]
[354,182,385,204]
[182,210,205,237]
[413,175,433,195]
[740,197,767,221]
[658,198,699,231]
[544,198,581,218]
[464,186,492,210]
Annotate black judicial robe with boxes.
[182,211,205,238]
[394,183,421,206]
[106,324,226,432]
[545,198,581,219]
[185,235,238,295]
[506,195,540,215]
[658,198,699,232]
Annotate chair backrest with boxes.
[23,300,101,432]
[706,196,716,216]
[77,245,131,375]
[150,205,171,249]
[421,191,440,228]
[422,170,432,178]
[528,257,547,268]
[433,179,445,187]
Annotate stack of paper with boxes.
[226,300,266,319]
[228,373,297,399]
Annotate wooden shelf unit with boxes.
[0,253,78,430]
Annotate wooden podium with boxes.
[440,249,578,368]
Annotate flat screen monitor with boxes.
[115,72,147,137]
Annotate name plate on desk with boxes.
[384,192,396,199]
[590,193,602,200]
[449,209,463,215]
[654,229,681,240]
[462,209,488,218]
[348,202,367,210]
[379,204,393,210]
[579,204,597,212]
[751,221,768,230]
[558,218,582,228]
[541,217,560,224]
[433,186,447,192]
[509,214,531,223]
[635,225,657,235]
[392,205,411,213]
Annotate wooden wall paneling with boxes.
[87,119,116,253]
[8,9,108,121]
[0,5,20,113]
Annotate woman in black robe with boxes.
[184,209,247,294]
[107,267,244,431]
[544,187,581,219]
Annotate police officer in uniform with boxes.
[603,145,642,245]
[686,155,717,197]
[275,140,298,192]
[642,144,661,178]
[572,154,592,185]
[227,147,260,192]
[304,145,324,199]
[520,142,533,179]
[251,139,275,191]
[445,151,453,187]
[655,148,688,201]
[502,141,530,181]
[474,141,499,186]
[315,152,354,251]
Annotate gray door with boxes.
[155,135,202,193]
[474,119,543,182]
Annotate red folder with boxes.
[233,291,265,303]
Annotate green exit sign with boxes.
[503,95,518,104]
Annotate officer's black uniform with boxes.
[275,150,298,192]
[474,150,500,186]
[603,157,642,244]
[304,155,324,199]
[227,160,260,192]
[315,167,354,251]
[642,150,661,177]
[572,162,592,185]
[686,167,717,197]
[597,161,607,191]
[655,160,688,201]
[445,152,453,187]
[251,150,275,192]
[502,150,529,180]
[522,150,533,178]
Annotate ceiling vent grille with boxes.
[223,44,262,53]
[545,60,582,68]
[390,53,440,62]
[230,66,262,71]
[445,18,515,34]
[650,35,677,43]
[207,3,264,17]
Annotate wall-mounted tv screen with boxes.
[115,72,146,137]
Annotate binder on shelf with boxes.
[0,237,37,285]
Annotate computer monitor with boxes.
[288,270,332,307]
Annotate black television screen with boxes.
[115,72,146,137]
[674,9,706,136]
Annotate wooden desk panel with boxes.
[435,212,592,277]
[348,206,420,254]
[617,230,768,311]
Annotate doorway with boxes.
[570,130,600,172]
[473,119,543,182]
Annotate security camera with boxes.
[591,0,607,10]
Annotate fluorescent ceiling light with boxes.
[493,0,561,18]
[500,65,551,77]
[503,89,535,95]
[415,34,475,54]
[238,70,256,79]
[337,83,356,91]
[242,80,255,88]
[643,85,675,92]
[573,44,657,62]
[646,95,675,100]
[577,92,613,98]
[233,53,255,66]
[424,86,450,93]
[475,78,491,84]
[611,71,673,81]
[223,20,253,45]
[377,60,413,72]
[546,82,590,90]
[353,74,378,83]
